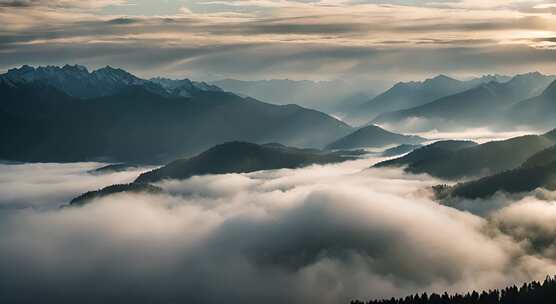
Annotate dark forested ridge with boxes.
[69,142,359,205]
[352,277,556,304]
[136,141,357,183]
[437,143,556,199]
[375,131,556,180]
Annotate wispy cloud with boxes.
[1,0,556,79]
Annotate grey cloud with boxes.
[0,162,148,209]
[1,155,556,303]
[1,7,555,79]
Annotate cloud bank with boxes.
[2,156,556,303]
[2,0,556,80]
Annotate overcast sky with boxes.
[2,0,556,81]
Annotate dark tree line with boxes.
[352,276,556,304]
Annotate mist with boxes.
[2,154,556,303]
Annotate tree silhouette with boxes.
[351,276,556,304]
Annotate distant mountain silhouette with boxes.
[374,131,556,179]
[0,65,168,98]
[150,77,223,97]
[348,74,510,123]
[326,124,425,150]
[373,72,555,131]
[212,78,376,114]
[69,142,358,205]
[509,80,556,129]
[0,67,353,163]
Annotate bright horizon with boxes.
[3,0,556,81]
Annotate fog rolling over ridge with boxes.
[7,0,556,302]
[4,146,556,304]
[3,61,556,303]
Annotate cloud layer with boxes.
[2,0,556,80]
[2,155,556,303]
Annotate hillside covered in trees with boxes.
[352,277,556,304]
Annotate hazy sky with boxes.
[2,0,556,80]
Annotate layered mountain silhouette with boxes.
[374,130,556,180]
[212,78,376,114]
[439,142,556,199]
[69,142,358,205]
[372,72,556,131]
[509,80,556,129]
[0,65,353,163]
[348,74,510,123]
[326,124,425,150]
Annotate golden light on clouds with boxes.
[1,0,556,79]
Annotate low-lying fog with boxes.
[1,132,556,304]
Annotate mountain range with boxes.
[0,65,355,163]
[509,80,556,129]
[375,130,556,180]
[346,74,511,124]
[211,78,377,115]
[372,72,556,132]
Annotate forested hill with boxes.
[351,276,556,304]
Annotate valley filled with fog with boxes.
[3,130,556,304]
[5,1,556,301]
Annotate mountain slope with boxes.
[0,80,353,163]
[374,132,556,180]
[349,74,510,123]
[136,142,356,183]
[374,140,478,168]
[444,141,556,199]
[326,125,425,150]
[212,78,376,114]
[509,80,556,129]
[446,161,556,199]
[373,72,556,131]
[69,142,358,205]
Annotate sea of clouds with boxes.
[1,154,556,303]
